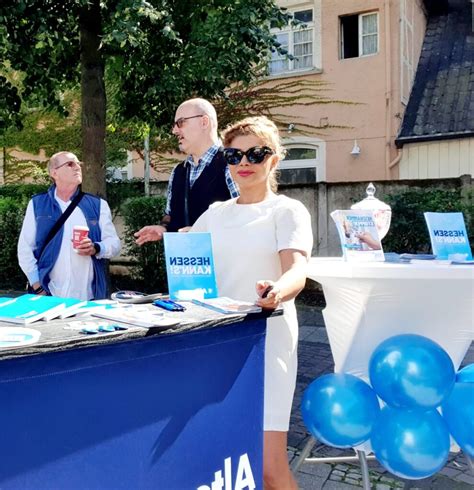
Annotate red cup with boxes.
[72,225,89,251]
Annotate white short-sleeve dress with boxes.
[191,194,313,431]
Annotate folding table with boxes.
[0,304,271,489]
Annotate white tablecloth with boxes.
[307,258,474,378]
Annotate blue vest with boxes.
[168,150,231,232]
[31,185,107,299]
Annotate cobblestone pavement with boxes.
[290,304,474,490]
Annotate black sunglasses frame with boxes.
[223,146,274,165]
[172,114,205,129]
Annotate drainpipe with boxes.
[389,147,403,170]
[384,0,392,179]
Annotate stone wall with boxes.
[111,175,473,272]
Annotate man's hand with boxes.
[31,282,47,296]
[134,225,167,245]
[178,226,191,233]
[75,237,96,256]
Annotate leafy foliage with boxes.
[213,78,354,134]
[0,74,22,132]
[0,183,48,200]
[120,195,168,292]
[382,188,473,254]
[0,90,82,155]
[0,197,28,289]
[106,180,146,218]
[0,0,294,193]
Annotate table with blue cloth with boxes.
[0,303,273,490]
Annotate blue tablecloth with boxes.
[0,313,266,489]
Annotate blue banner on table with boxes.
[164,232,218,300]
[424,212,472,260]
[0,319,266,489]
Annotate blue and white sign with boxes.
[163,232,218,300]
[424,212,472,260]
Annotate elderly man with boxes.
[18,151,121,300]
[134,97,239,244]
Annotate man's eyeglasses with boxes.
[55,160,82,170]
[222,146,274,165]
[172,115,204,129]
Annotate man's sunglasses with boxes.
[55,160,83,170]
[172,114,204,129]
[223,146,274,165]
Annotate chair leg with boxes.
[357,450,372,490]
[291,436,316,472]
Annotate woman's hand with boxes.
[256,280,281,310]
[255,250,308,309]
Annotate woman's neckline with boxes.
[235,192,278,206]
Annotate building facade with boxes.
[272,0,427,183]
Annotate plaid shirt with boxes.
[165,143,239,215]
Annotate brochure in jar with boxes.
[331,209,385,262]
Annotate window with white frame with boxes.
[340,12,378,59]
[278,144,324,184]
[269,9,314,75]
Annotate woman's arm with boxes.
[256,249,308,309]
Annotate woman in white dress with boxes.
[191,116,313,489]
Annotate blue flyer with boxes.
[424,212,473,260]
[163,232,218,300]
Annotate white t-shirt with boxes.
[192,194,313,430]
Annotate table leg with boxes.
[291,436,316,472]
[357,450,372,490]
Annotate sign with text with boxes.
[424,212,473,260]
[163,232,218,300]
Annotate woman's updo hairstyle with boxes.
[221,116,284,192]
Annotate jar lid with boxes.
[351,183,391,211]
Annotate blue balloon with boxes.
[442,382,474,457]
[369,334,455,409]
[371,406,450,479]
[302,373,380,448]
[457,363,474,383]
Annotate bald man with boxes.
[134,98,239,245]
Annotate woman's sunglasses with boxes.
[222,146,274,165]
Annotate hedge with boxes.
[0,197,28,289]
[0,183,472,291]
[120,195,168,292]
[382,188,473,254]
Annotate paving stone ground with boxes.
[290,304,474,490]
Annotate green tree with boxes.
[0,0,292,195]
